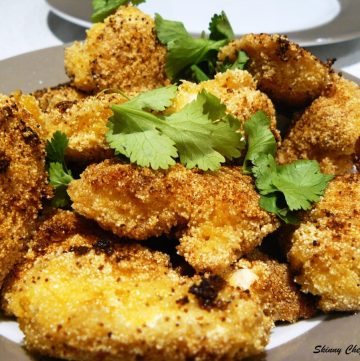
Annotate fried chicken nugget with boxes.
[288,174,360,312]
[65,5,169,93]
[0,93,49,287]
[218,34,332,107]
[277,75,360,175]
[170,69,279,140]
[227,250,316,323]
[41,92,127,163]
[2,210,273,361]
[68,161,279,273]
[33,83,87,113]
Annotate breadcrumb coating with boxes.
[170,69,279,140]
[277,75,360,174]
[227,250,316,323]
[219,34,332,107]
[33,83,87,113]
[65,5,169,93]
[288,174,360,312]
[68,161,279,273]
[2,211,272,361]
[0,94,49,287]
[42,92,127,163]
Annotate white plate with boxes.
[46,0,360,46]
[0,44,359,361]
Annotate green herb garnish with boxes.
[46,131,74,208]
[243,111,334,223]
[155,12,247,82]
[106,86,245,171]
[92,0,146,22]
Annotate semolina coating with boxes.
[227,250,316,323]
[219,33,333,108]
[68,161,279,273]
[65,5,169,93]
[277,75,360,175]
[2,210,273,361]
[0,93,49,287]
[288,174,360,312]
[32,83,88,113]
[170,69,280,141]
[42,92,127,163]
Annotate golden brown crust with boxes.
[42,92,127,163]
[68,161,279,273]
[288,174,360,311]
[32,83,88,113]
[2,210,273,361]
[0,94,49,287]
[277,75,360,174]
[219,34,332,108]
[170,69,280,141]
[65,5,169,93]
[228,251,316,323]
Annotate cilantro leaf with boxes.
[218,51,249,72]
[273,160,334,211]
[92,0,145,23]
[106,88,244,171]
[242,112,333,224]
[46,131,68,166]
[46,132,74,208]
[243,111,276,173]
[209,11,234,41]
[155,14,227,81]
[191,65,210,83]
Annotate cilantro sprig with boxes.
[92,0,145,22]
[106,86,245,171]
[155,12,248,82]
[46,131,74,208]
[243,111,334,223]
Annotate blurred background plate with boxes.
[46,0,360,46]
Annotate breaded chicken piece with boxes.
[170,69,279,140]
[42,92,127,162]
[219,34,333,107]
[226,250,316,323]
[65,5,169,93]
[288,174,360,312]
[33,83,87,113]
[2,210,273,361]
[68,161,279,273]
[277,75,360,175]
[0,94,49,287]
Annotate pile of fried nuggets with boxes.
[0,5,359,361]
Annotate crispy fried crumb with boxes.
[277,75,360,174]
[2,210,273,361]
[65,5,169,93]
[68,161,279,273]
[219,34,332,107]
[288,174,360,311]
[0,94,49,287]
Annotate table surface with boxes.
[2,0,360,78]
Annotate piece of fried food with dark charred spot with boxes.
[0,93,50,287]
[2,210,273,361]
[32,83,88,113]
[277,75,360,175]
[65,5,169,93]
[227,250,316,323]
[218,34,333,108]
[169,69,280,141]
[68,161,279,273]
[288,174,360,312]
[42,92,127,163]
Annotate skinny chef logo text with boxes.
[313,345,360,356]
